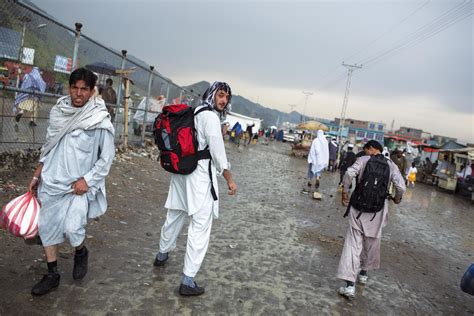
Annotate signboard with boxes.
[21,47,35,64]
[54,55,73,74]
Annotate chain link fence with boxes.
[0,0,201,154]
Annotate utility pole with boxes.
[390,119,395,133]
[302,91,313,122]
[337,62,362,143]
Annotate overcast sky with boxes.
[32,0,473,143]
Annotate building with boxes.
[333,117,385,142]
[432,135,458,146]
[395,127,423,140]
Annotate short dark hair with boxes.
[69,68,97,89]
[363,143,370,149]
[106,78,113,85]
[365,140,383,152]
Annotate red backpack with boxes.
[154,104,212,174]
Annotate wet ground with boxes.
[0,141,473,315]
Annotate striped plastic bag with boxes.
[1,192,40,239]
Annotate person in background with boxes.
[407,162,418,188]
[307,130,329,190]
[328,137,338,172]
[101,78,117,122]
[14,67,46,127]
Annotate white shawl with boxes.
[308,129,329,174]
[41,96,114,159]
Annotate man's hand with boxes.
[72,178,89,195]
[393,196,402,204]
[227,179,237,195]
[342,191,350,207]
[28,177,39,196]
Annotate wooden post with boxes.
[123,78,130,147]
[115,67,136,148]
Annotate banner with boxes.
[53,55,73,74]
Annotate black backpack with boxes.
[345,154,390,220]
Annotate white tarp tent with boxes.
[225,111,263,132]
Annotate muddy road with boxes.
[0,141,473,315]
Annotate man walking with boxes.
[328,137,338,172]
[337,140,405,299]
[338,143,356,187]
[154,82,237,296]
[28,68,115,296]
[101,78,117,122]
[391,148,408,180]
[307,130,329,189]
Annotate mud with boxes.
[0,141,473,315]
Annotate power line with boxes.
[357,1,472,66]
[361,7,472,71]
[313,0,431,91]
[344,0,432,62]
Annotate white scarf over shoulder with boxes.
[41,96,114,159]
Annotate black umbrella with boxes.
[84,62,117,76]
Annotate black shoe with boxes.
[15,113,22,122]
[153,254,168,267]
[179,282,205,296]
[31,273,60,296]
[29,121,37,127]
[73,247,88,280]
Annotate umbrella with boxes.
[296,120,329,131]
[85,62,117,76]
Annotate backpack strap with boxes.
[196,146,218,201]
[343,203,351,218]
[194,106,212,116]
[194,107,218,201]
[207,159,218,201]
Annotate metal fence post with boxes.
[72,22,82,70]
[165,83,170,102]
[141,66,154,144]
[115,49,127,129]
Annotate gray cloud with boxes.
[31,0,473,141]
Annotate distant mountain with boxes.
[185,81,311,127]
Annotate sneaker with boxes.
[357,273,368,285]
[153,253,168,267]
[31,273,60,296]
[338,285,355,299]
[29,121,37,127]
[73,247,88,280]
[179,282,205,296]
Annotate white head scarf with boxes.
[308,129,329,174]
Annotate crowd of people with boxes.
[5,68,472,301]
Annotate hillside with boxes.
[185,81,311,127]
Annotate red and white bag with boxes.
[1,192,40,239]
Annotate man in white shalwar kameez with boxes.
[337,140,405,299]
[306,129,329,189]
[28,68,115,296]
[154,82,237,296]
